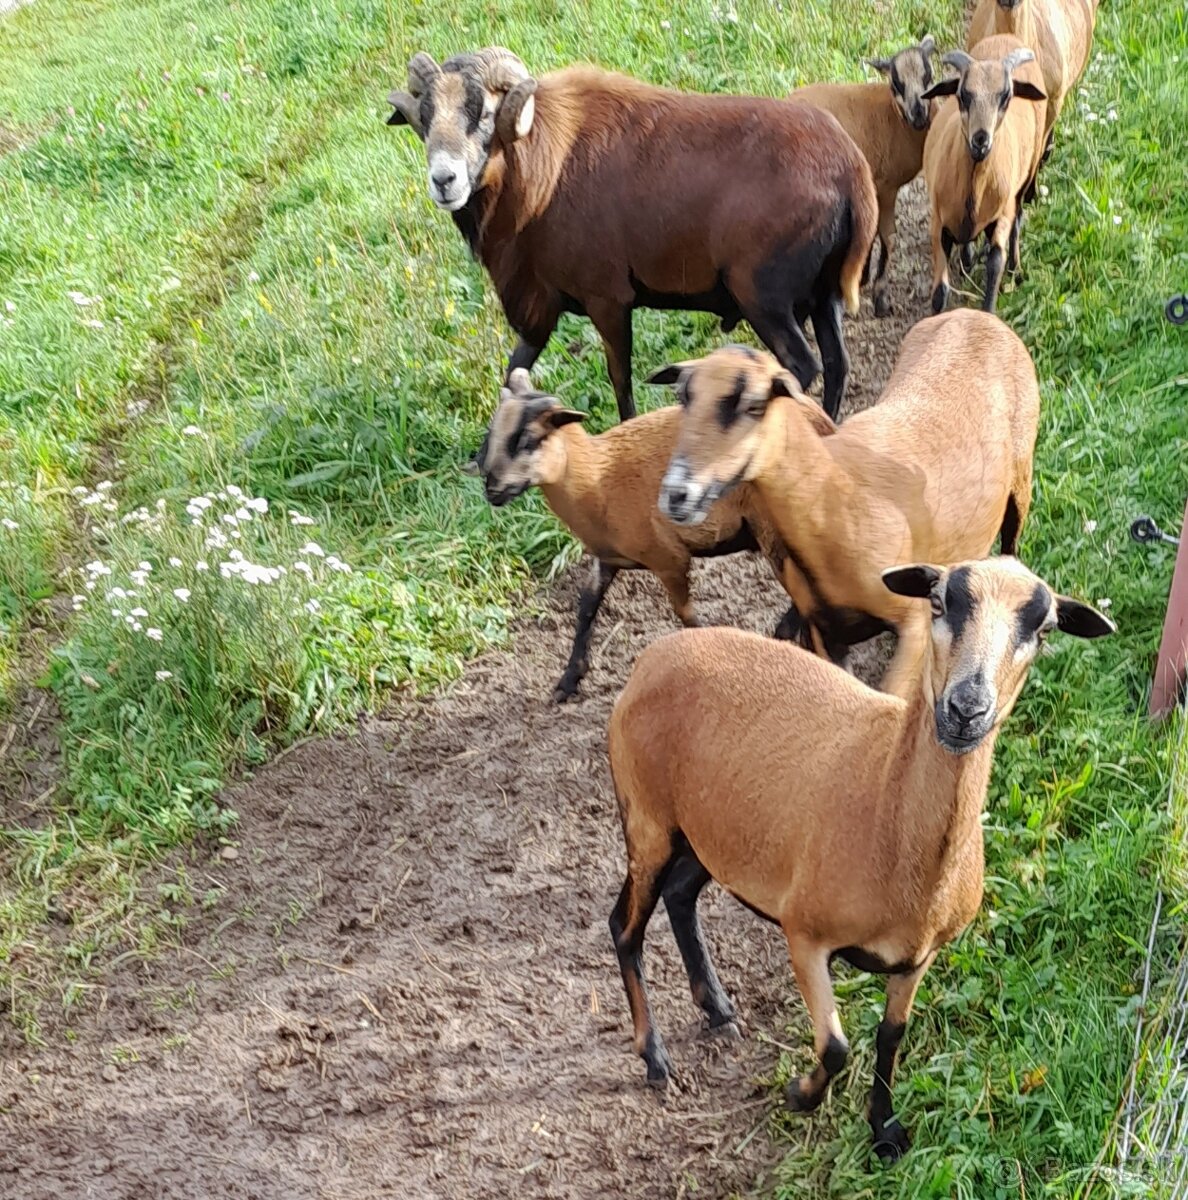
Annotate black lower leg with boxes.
[610,873,673,1086]
[663,854,737,1033]
[998,494,1022,556]
[869,1019,909,1161]
[508,333,548,377]
[555,562,618,701]
[983,244,1006,312]
[811,295,849,421]
[773,604,803,642]
[747,309,821,393]
[873,236,892,317]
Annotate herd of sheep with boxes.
[387,0,1109,1164]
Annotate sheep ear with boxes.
[542,407,586,430]
[462,457,481,477]
[1054,596,1115,639]
[465,432,490,476]
[882,564,943,598]
[769,372,797,399]
[1012,80,1047,102]
[866,56,893,74]
[646,364,686,386]
[921,78,959,100]
[496,79,538,144]
[919,34,936,55]
[387,90,424,135]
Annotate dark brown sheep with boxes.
[387,48,878,422]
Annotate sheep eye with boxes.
[959,89,972,109]
[930,593,945,619]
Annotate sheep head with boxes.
[922,45,1046,161]
[883,556,1112,754]
[867,35,938,131]
[385,47,539,211]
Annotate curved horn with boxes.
[407,51,442,97]
[919,34,936,55]
[1002,47,1036,74]
[470,46,532,92]
[941,49,974,73]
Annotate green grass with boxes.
[0,0,1185,1194]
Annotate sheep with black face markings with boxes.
[470,368,833,701]
[790,35,938,318]
[386,48,878,422]
[922,39,1048,314]
[606,554,1113,1160]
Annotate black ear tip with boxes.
[646,366,681,385]
[386,112,405,125]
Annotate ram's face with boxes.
[386,50,538,212]
[419,69,501,210]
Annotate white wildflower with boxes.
[82,319,104,330]
[221,513,238,526]
[1,517,17,530]
[225,484,243,498]
[173,588,191,602]
[234,506,253,522]
[300,541,325,558]
[168,556,183,568]
[108,587,128,599]
[1096,598,1112,610]
[97,481,113,492]
[292,560,312,576]
[129,607,148,618]
[246,496,268,513]
[288,510,315,526]
[155,670,173,681]
[3,300,13,313]
[248,271,260,283]
[1112,215,1122,226]
[68,290,100,306]
[145,627,163,641]
[1107,108,1118,121]
[181,425,202,436]
[85,560,112,576]
[305,598,320,614]
[137,560,151,571]
[325,556,352,574]
[195,560,209,572]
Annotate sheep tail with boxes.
[840,167,878,317]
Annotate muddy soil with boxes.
[0,181,936,1199]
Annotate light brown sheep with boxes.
[607,555,1113,1158]
[922,39,1048,313]
[652,311,1039,697]
[471,368,833,699]
[790,36,937,317]
[968,0,1098,139]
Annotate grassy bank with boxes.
[1,0,1185,1195]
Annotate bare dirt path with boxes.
[0,182,936,1199]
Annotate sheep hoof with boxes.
[873,292,893,318]
[930,282,949,314]
[552,680,581,703]
[872,1118,911,1162]
[707,1018,742,1041]
[644,1055,673,1090]
[784,1076,824,1113]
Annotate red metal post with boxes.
[1150,494,1188,719]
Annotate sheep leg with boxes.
[740,307,821,395]
[507,318,556,377]
[1008,211,1023,277]
[811,295,849,422]
[784,936,848,1113]
[662,852,739,1037]
[958,241,976,276]
[610,851,676,1087]
[868,955,934,1162]
[586,299,635,422]
[554,560,619,702]
[982,217,1011,313]
[1000,464,1033,556]
[881,613,929,700]
[657,567,698,628]
[872,189,897,318]
[772,604,803,641]
[929,215,952,315]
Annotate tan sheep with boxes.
[652,311,1039,697]
[968,0,1098,139]
[790,36,938,318]
[606,554,1113,1158]
[470,368,833,699]
[922,39,1048,313]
